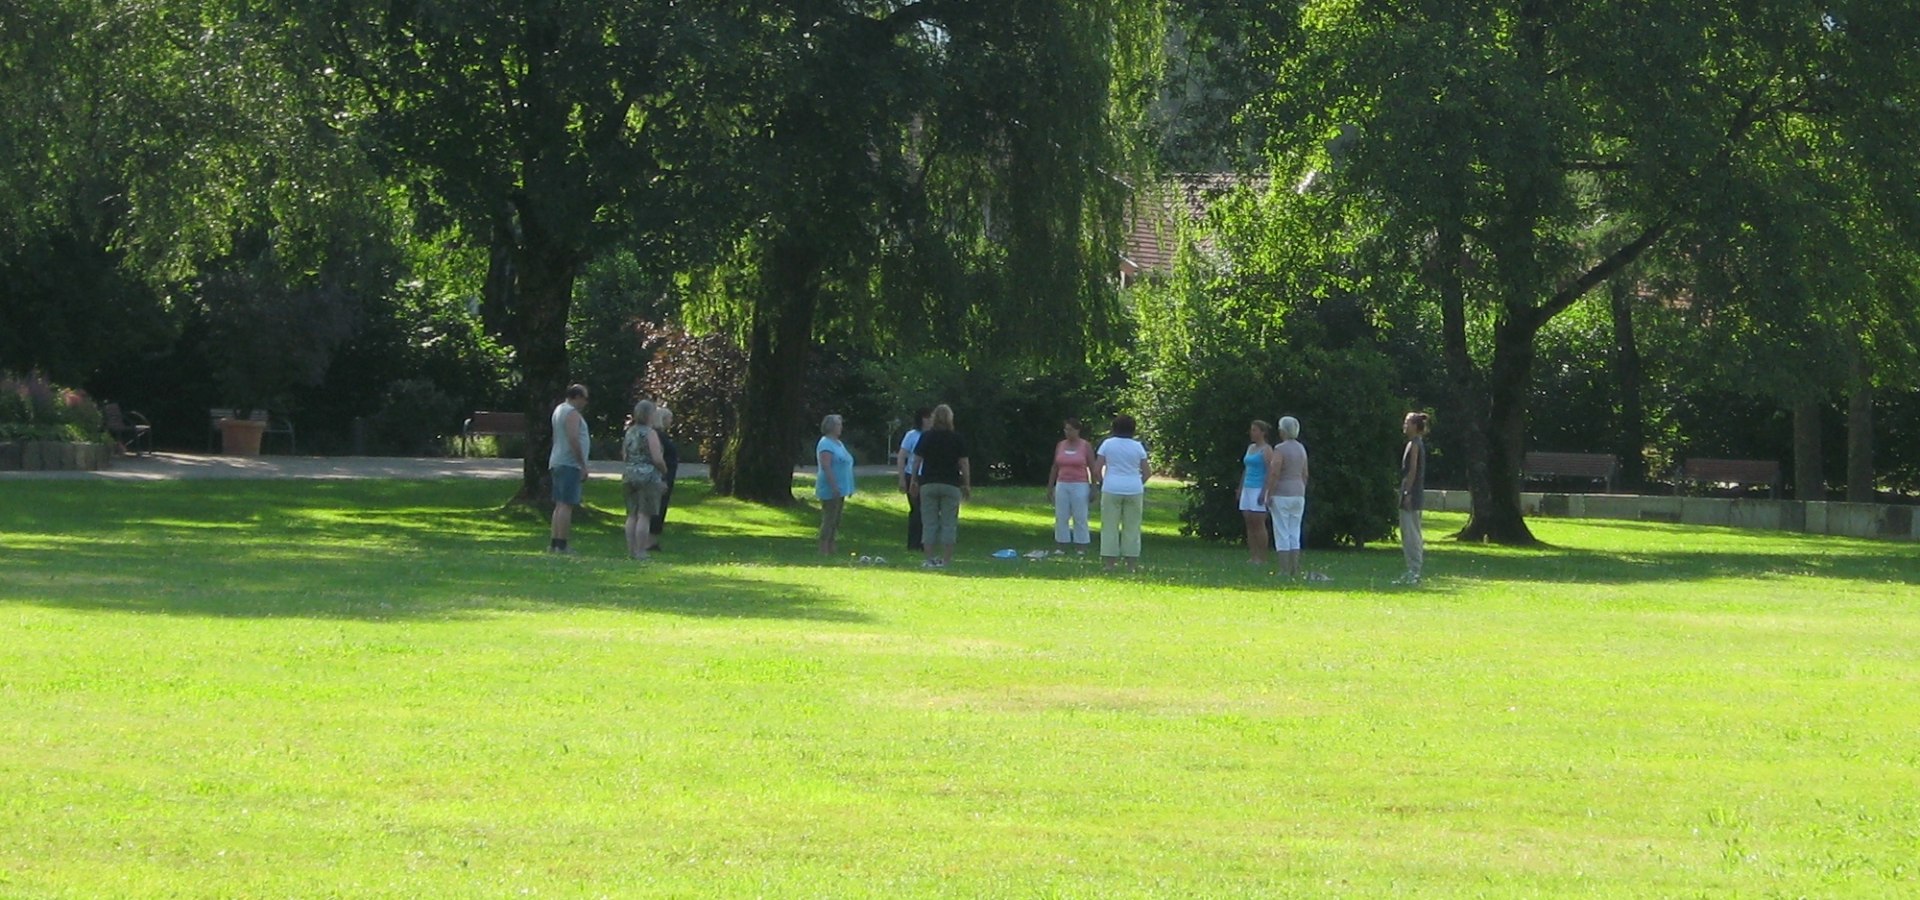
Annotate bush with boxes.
[864,354,1120,484]
[364,378,459,456]
[1138,315,1401,548]
[0,371,107,442]
[634,321,747,465]
[1129,182,1403,548]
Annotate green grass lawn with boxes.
[2,476,1917,897]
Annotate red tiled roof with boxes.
[1119,173,1262,280]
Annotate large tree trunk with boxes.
[512,245,580,506]
[1792,398,1824,501]
[1607,279,1647,490]
[1435,226,1539,545]
[716,236,820,504]
[477,213,583,508]
[1846,355,1874,503]
[1457,316,1541,544]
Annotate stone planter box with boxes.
[0,440,110,471]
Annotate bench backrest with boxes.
[466,411,528,435]
[1683,457,1780,485]
[1522,451,1618,478]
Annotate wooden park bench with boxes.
[461,411,527,455]
[1680,457,1781,497]
[1521,451,1619,493]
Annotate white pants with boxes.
[1054,482,1091,545]
[1400,508,1424,575]
[1269,495,1305,551]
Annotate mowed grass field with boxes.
[1,475,1917,897]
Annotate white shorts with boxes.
[1269,495,1306,551]
[1238,487,1266,512]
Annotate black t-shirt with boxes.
[914,429,968,485]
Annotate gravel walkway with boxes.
[0,452,898,482]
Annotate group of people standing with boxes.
[547,383,1432,585]
[1231,409,1429,584]
[544,384,681,560]
[888,407,1153,572]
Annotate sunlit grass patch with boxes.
[1,476,1916,895]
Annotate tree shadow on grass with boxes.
[807,499,1920,593]
[0,542,870,623]
[0,480,868,622]
[6,479,1914,607]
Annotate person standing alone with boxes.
[548,384,590,554]
[1094,414,1151,573]
[1395,412,1430,585]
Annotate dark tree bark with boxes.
[716,235,821,504]
[1846,355,1874,503]
[512,246,580,507]
[478,203,583,508]
[1434,225,1538,544]
[1455,315,1542,545]
[1792,398,1824,501]
[1607,279,1647,490]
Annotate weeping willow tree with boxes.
[693,0,1164,504]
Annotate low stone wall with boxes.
[0,441,112,472]
[1424,490,1919,540]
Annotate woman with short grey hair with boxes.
[1261,414,1309,579]
[816,414,856,556]
[647,406,679,551]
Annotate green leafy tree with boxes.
[1209,0,1920,542]
[276,0,756,500]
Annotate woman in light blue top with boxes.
[1238,420,1274,565]
[816,414,857,556]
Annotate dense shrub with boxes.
[1136,307,1400,548]
[1130,183,1402,548]
[633,321,747,465]
[863,354,1120,484]
[364,378,460,456]
[0,371,107,442]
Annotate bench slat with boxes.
[465,412,527,435]
[1682,458,1779,482]
[1522,452,1618,491]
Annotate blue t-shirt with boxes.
[816,436,856,500]
[1242,448,1267,489]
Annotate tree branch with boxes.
[1531,217,1669,329]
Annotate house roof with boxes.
[1119,173,1261,279]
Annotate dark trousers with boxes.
[649,480,674,546]
[906,488,924,550]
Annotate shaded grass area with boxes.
[1,477,1917,896]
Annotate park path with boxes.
[0,452,896,482]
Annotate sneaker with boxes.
[1391,572,1420,585]
[1306,571,1332,583]
[921,559,938,569]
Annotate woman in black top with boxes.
[908,404,971,569]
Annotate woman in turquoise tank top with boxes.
[1238,420,1274,564]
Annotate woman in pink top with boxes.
[1046,418,1095,554]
